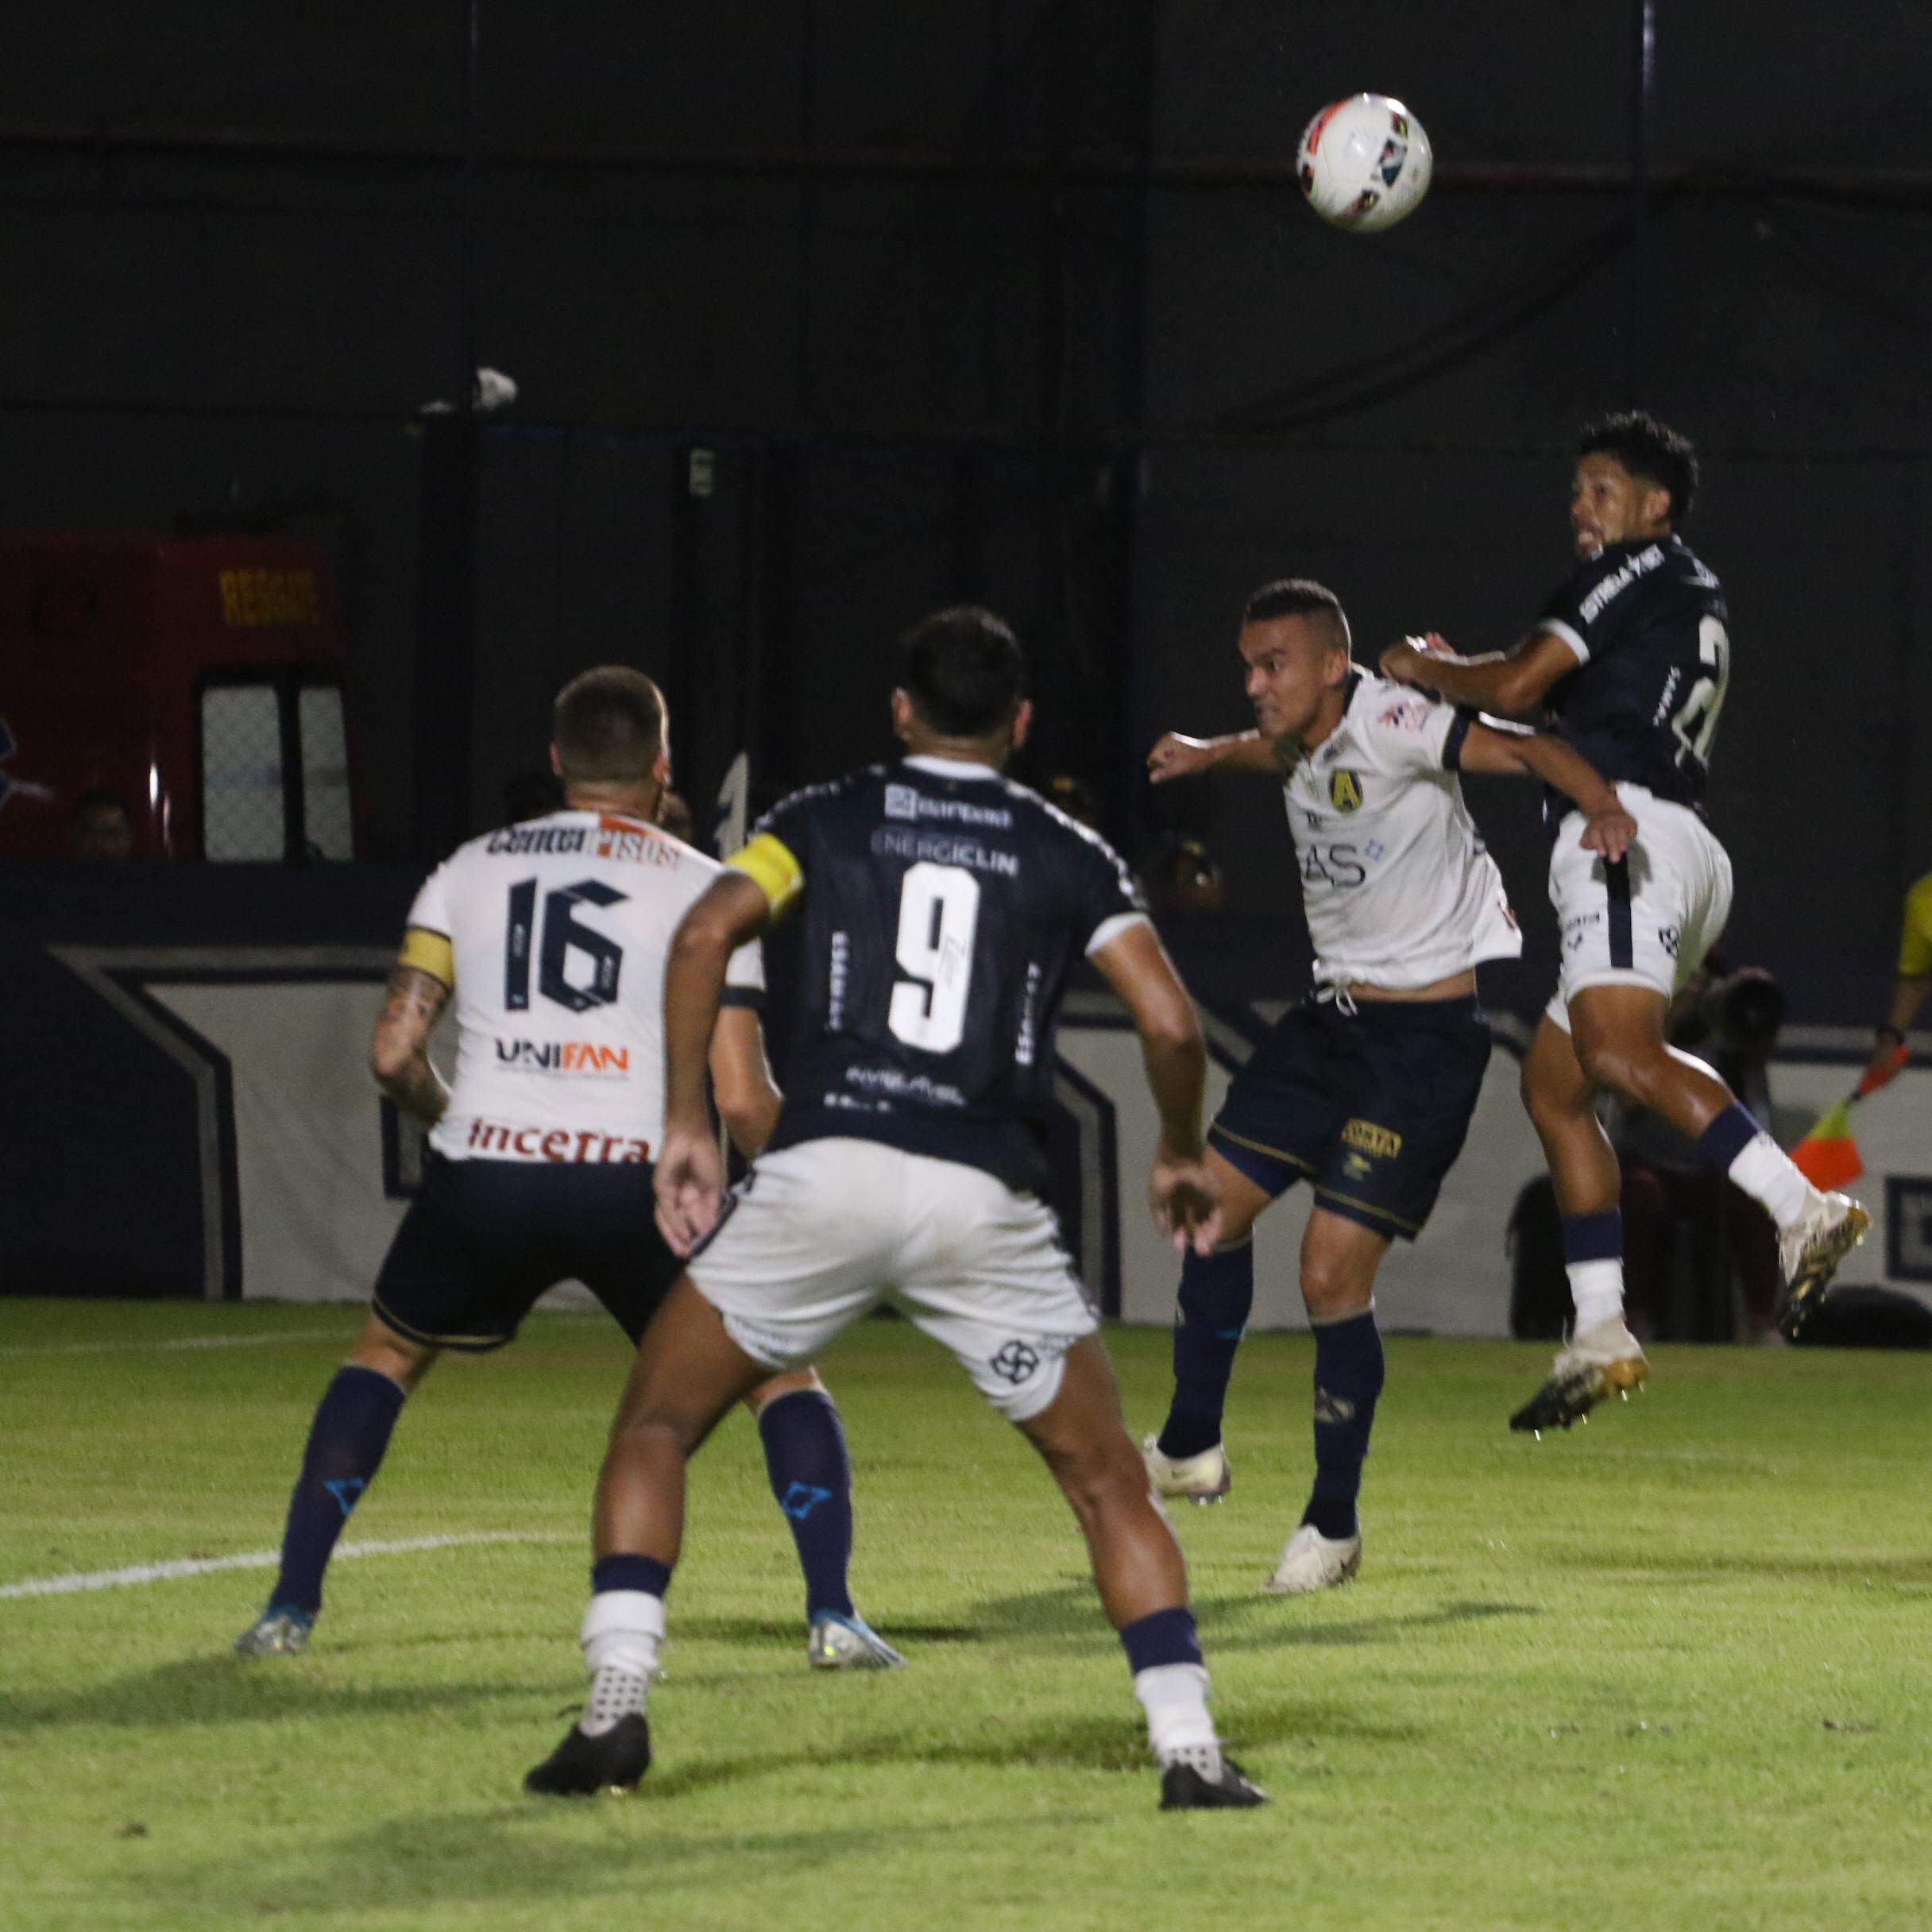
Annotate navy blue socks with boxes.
[1694,1103,1760,1174]
[757,1389,856,1621]
[591,1553,672,1598]
[269,1365,406,1616]
[1119,1605,1204,1674]
[1301,1308,1385,1540]
[1157,1241,1254,1459]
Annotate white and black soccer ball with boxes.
[1296,94,1433,234]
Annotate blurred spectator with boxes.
[1864,867,1932,1084]
[1150,838,1227,916]
[656,789,696,844]
[70,788,135,861]
[1045,773,1103,833]
[502,769,564,824]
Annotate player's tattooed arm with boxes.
[369,964,452,1126]
[1378,628,1578,718]
[1457,723,1636,863]
[1147,730,1284,782]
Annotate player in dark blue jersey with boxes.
[1381,412,1867,1429]
[526,608,1266,1811]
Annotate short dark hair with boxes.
[1577,410,1698,520]
[552,667,665,783]
[1241,578,1351,654]
[899,606,1026,737]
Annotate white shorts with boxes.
[1546,784,1733,1029]
[689,1137,1098,1423]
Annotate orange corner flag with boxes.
[1792,1098,1864,1191]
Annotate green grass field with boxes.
[5,1298,1930,1932]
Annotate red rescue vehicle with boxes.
[0,531,361,860]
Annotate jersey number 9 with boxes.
[888,861,980,1053]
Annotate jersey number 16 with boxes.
[504,877,628,1014]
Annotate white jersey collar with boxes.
[902,754,1005,782]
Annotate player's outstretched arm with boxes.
[1455,721,1637,863]
[369,962,451,1126]
[1379,628,1578,719]
[1147,729,1283,783]
[659,872,772,1253]
[1088,921,1223,1256]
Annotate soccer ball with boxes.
[1296,95,1433,234]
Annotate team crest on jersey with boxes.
[1328,770,1365,813]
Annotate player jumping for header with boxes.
[236,667,896,1671]
[1141,579,1635,1590]
[1379,412,1868,1432]
[525,607,1265,1810]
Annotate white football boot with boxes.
[1509,1316,1648,1435]
[1263,1521,1362,1595]
[1776,1192,1872,1339]
[1141,1434,1231,1505]
[807,1612,906,1670]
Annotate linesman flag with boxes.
[1791,1044,1910,1190]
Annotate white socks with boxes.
[579,1590,664,1736]
[1567,1260,1625,1337]
[1726,1130,1820,1235]
[1134,1662,1219,1771]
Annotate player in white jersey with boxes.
[236,668,898,1671]
[1139,580,1634,1590]
[1380,412,1868,1431]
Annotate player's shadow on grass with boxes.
[238,1804,1092,1915]
[966,1579,1540,1650]
[1204,1597,1541,1652]
[0,1654,560,1735]
[586,1695,1410,1806]
[673,1613,983,1647]
[1540,1548,1932,1587]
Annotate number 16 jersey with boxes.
[728,755,1150,1194]
[401,810,762,1165]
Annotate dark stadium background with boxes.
[3,0,1926,1023]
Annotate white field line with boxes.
[0,1531,574,1601]
[0,1327,356,1359]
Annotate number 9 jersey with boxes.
[727,755,1150,1195]
[401,810,763,1165]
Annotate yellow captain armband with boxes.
[728,833,806,915]
[397,927,455,987]
[1900,873,1932,979]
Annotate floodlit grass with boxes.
[4,1298,1931,1931]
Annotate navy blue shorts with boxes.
[373,1153,680,1351]
[1208,995,1493,1242]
